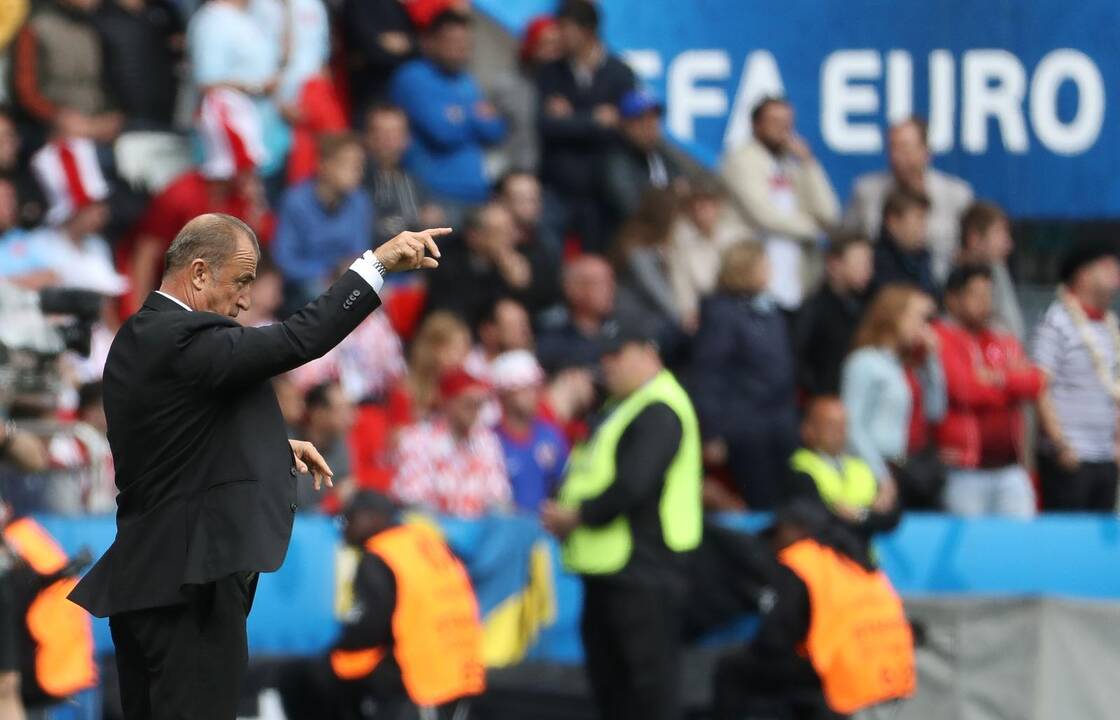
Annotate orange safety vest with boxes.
[330,524,485,706]
[2,518,97,699]
[778,538,915,715]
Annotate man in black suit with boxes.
[68,213,448,719]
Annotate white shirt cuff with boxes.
[349,251,385,296]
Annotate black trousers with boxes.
[278,656,471,720]
[1037,455,1118,511]
[109,573,257,720]
[579,579,683,720]
[713,651,842,720]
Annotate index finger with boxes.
[419,230,445,259]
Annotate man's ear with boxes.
[189,258,208,291]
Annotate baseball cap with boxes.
[597,323,659,357]
[619,89,663,120]
[439,366,490,400]
[490,350,545,391]
[342,490,399,519]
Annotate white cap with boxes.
[490,350,544,391]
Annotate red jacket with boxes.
[933,321,1044,469]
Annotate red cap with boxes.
[519,15,556,64]
[406,0,466,30]
[439,366,490,401]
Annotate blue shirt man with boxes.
[491,350,569,512]
[273,134,373,306]
[389,10,505,203]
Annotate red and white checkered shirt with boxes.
[288,312,406,402]
[391,417,511,517]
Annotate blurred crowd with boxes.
[1,0,1119,526]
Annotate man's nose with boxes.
[238,294,252,311]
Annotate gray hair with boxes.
[163,213,260,276]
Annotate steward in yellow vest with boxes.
[784,397,901,560]
[1,516,97,708]
[713,500,915,720]
[326,491,484,720]
[542,329,702,720]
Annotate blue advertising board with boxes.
[476,0,1120,219]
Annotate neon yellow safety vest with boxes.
[790,449,878,510]
[558,370,702,575]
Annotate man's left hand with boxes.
[289,439,333,490]
[540,500,580,539]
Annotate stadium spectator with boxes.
[28,138,128,296]
[845,117,974,283]
[117,101,273,316]
[536,0,635,252]
[784,396,900,558]
[667,178,748,330]
[425,203,533,328]
[254,0,347,184]
[251,0,329,108]
[488,15,563,176]
[472,297,534,374]
[387,311,471,427]
[11,0,123,143]
[273,133,372,310]
[691,242,798,509]
[298,381,357,511]
[721,96,839,311]
[794,232,874,396]
[842,285,945,491]
[871,187,937,300]
[47,381,115,513]
[389,9,506,205]
[958,201,1024,340]
[935,265,1042,517]
[363,104,443,246]
[537,254,618,373]
[392,366,510,517]
[0,109,47,229]
[0,179,55,287]
[187,0,287,176]
[495,170,563,315]
[492,350,569,512]
[1034,239,1120,512]
[93,0,184,131]
[603,89,682,231]
[339,0,418,119]
[612,188,686,341]
[542,325,702,720]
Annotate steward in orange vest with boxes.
[713,500,915,720]
[1,516,97,708]
[326,491,484,720]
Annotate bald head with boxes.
[563,255,615,321]
[164,213,259,276]
[801,396,847,457]
[160,213,261,317]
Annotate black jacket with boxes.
[535,55,635,196]
[794,285,865,396]
[871,230,939,301]
[69,272,381,617]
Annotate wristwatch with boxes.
[372,257,388,278]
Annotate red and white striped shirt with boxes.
[391,417,510,517]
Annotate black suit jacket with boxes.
[69,271,381,617]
